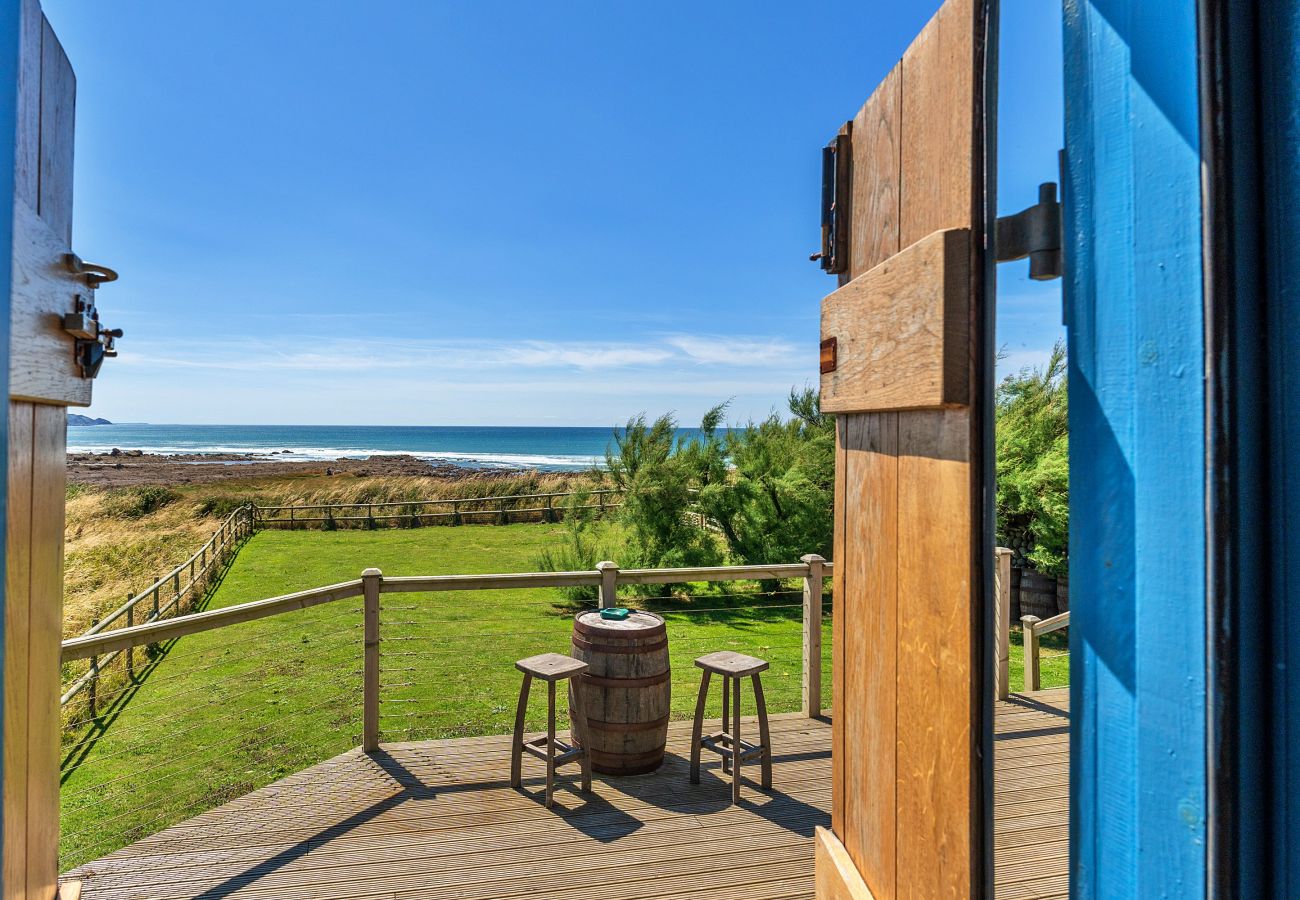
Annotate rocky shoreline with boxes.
[66,450,527,488]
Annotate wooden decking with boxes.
[995,688,1070,899]
[66,696,1069,899]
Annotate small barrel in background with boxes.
[571,610,670,775]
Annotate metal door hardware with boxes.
[810,128,851,274]
[61,285,122,380]
[995,181,1062,280]
[64,253,119,288]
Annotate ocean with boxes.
[64,424,705,472]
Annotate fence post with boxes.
[174,571,183,612]
[497,499,507,526]
[995,547,1012,700]
[800,554,825,717]
[544,495,555,523]
[1021,615,1041,692]
[596,561,619,609]
[88,616,100,720]
[125,600,135,679]
[452,499,462,526]
[362,567,382,752]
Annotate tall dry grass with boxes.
[63,471,595,636]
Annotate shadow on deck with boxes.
[65,694,1070,899]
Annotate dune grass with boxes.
[62,471,593,634]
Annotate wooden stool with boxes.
[510,653,592,807]
[689,651,772,803]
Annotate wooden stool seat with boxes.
[516,652,588,681]
[689,651,773,803]
[510,653,592,808]
[695,650,770,678]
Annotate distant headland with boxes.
[68,414,112,426]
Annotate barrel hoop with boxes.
[573,615,666,641]
[580,670,670,689]
[571,634,668,655]
[587,746,665,767]
[584,713,671,734]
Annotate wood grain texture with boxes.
[816,828,878,900]
[821,228,971,414]
[14,0,40,210]
[28,403,66,896]
[899,0,976,247]
[3,403,33,898]
[847,64,901,281]
[37,14,74,245]
[840,414,898,896]
[9,172,92,406]
[895,409,972,897]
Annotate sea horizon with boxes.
[65,423,714,472]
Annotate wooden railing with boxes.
[61,556,835,741]
[252,488,622,529]
[1021,609,1070,692]
[60,504,255,708]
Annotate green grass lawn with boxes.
[58,524,832,871]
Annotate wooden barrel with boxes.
[571,610,670,775]
[1019,570,1058,619]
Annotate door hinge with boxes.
[810,127,851,275]
[995,181,1062,281]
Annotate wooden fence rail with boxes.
[61,558,835,744]
[1021,609,1070,692]
[252,488,623,529]
[60,488,626,708]
[60,504,256,707]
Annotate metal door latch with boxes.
[810,128,851,275]
[996,181,1062,280]
[62,286,122,380]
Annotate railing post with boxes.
[174,571,183,612]
[126,600,135,679]
[452,499,462,526]
[88,616,100,720]
[362,567,382,752]
[544,494,555,523]
[800,554,825,717]
[995,547,1012,700]
[1021,614,1042,692]
[596,561,619,609]
[497,499,507,526]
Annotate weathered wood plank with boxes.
[847,64,901,282]
[840,413,897,895]
[3,403,33,895]
[29,403,66,896]
[37,14,74,245]
[820,228,971,414]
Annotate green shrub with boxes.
[102,486,180,519]
[996,342,1069,576]
[194,495,251,519]
[533,490,611,605]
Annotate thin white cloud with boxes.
[115,335,803,374]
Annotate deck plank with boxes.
[66,693,1070,898]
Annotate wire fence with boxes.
[377,584,831,744]
[253,489,623,530]
[57,564,831,874]
[58,601,363,871]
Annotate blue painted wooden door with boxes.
[1062,0,1206,896]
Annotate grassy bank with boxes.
[63,470,592,635]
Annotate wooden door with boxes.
[4,2,102,896]
[814,0,993,896]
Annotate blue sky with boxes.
[44,0,1062,426]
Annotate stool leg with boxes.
[546,680,557,807]
[752,674,772,789]
[569,677,592,794]
[721,673,731,774]
[689,670,711,784]
[510,673,532,788]
[731,674,742,804]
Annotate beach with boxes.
[65,450,529,488]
